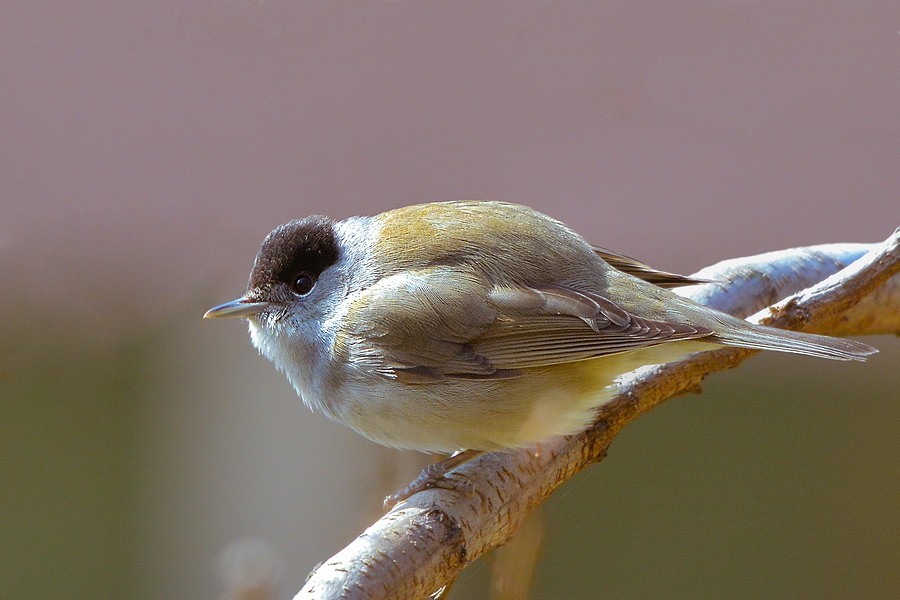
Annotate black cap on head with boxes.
[248,216,340,291]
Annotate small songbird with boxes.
[205,201,875,456]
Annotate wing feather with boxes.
[344,268,714,382]
[592,246,711,288]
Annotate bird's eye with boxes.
[291,272,316,296]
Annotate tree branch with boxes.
[296,229,900,600]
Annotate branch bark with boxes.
[296,230,900,600]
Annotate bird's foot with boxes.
[384,449,482,511]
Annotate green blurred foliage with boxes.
[2,330,896,599]
[1,334,152,599]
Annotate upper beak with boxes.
[203,296,273,319]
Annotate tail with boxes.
[710,319,877,361]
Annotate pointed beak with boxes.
[203,296,273,319]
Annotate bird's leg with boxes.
[384,449,483,511]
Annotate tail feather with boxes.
[711,323,877,361]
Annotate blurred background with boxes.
[2,2,898,599]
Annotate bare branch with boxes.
[296,230,900,600]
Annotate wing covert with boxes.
[344,268,714,382]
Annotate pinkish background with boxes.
[3,3,897,599]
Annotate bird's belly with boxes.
[329,343,711,452]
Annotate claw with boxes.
[384,450,483,511]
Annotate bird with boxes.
[205,201,875,498]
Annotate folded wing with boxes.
[343,267,714,382]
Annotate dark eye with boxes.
[291,272,316,296]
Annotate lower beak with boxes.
[203,297,273,319]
